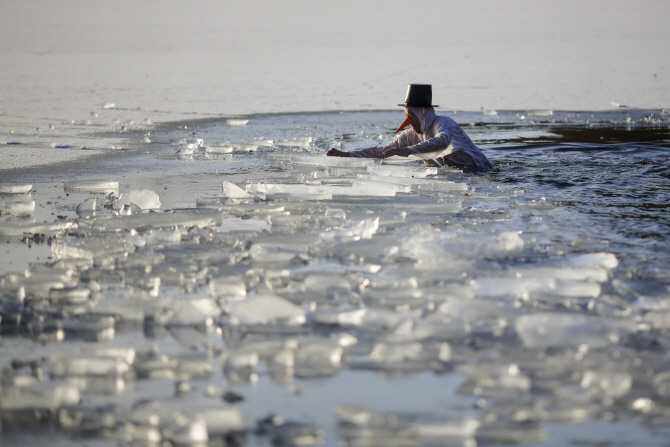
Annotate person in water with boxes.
[326,84,493,170]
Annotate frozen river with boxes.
[1,109,670,446]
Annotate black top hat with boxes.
[399,84,438,108]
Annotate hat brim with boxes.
[399,104,439,108]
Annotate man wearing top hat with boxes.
[327,84,493,170]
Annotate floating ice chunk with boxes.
[0,383,80,411]
[579,370,632,399]
[223,181,256,199]
[249,243,309,263]
[325,208,346,219]
[0,283,25,303]
[76,197,97,213]
[0,220,77,237]
[527,110,554,116]
[102,102,115,109]
[218,216,270,233]
[367,165,437,178]
[176,143,199,156]
[49,356,131,377]
[274,137,312,148]
[417,181,468,192]
[80,346,136,364]
[205,145,234,154]
[1,198,35,216]
[226,119,249,126]
[279,193,334,202]
[0,183,32,194]
[458,363,531,396]
[124,422,162,444]
[473,277,553,298]
[64,180,119,193]
[170,298,220,327]
[142,136,151,143]
[247,183,395,197]
[369,342,423,364]
[308,307,367,326]
[517,267,609,283]
[357,308,413,333]
[554,280,601,298]
[515,312,636,348]
[563,252,618,270]
[197,407,248,439]
[291,155,375,168]
[163,414,209,445]
[62,314,116,341]
[473,277,601,299]
[301,275,355,297]
[222,294,306,326]
[144,227,181,245]
[404,230,524,263]
[335,405,479,444]
[267,420,325,446]
[477,420,546,445]
[119,189,161,210]
[352,179,411,193]
[49,287,91,302]
[294,342,343,378]
[208,142,258,153]
[82,210,217,232]
[322,217,379,242]
[209,276,246,300]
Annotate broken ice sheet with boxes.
[222,180,256,199]
[457,363,532,397]
[274,137,313,148]
[0,197,35,216]
[127,399,247,445]
[367,164,438,178]
[0,220,76,237]
[472,276,602,300]
[247,182,398,198]
[335,405,479,446]
[515,312,637,349]
[293,341,343,378]
[400,229,524,268]
[218,216,270,233]
[79,209,219,232]
[63,180,119,193]
[290,154,375,168]
[0,183,32,194]
[118,189,162,210]
[221,293,306,326]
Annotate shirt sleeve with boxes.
[407,123,453,156]
[348,129,419,158]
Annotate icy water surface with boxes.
[1,109,670,446]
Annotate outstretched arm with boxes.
[326,148,350,157]
[326,130,420,159]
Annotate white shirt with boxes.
[349,107,492,170]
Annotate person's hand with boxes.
[381,147,411,158]
[326,148,349,157]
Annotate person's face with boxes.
[406,110,421,134]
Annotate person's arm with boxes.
[327,131,416,158]
[404,124,453,158]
